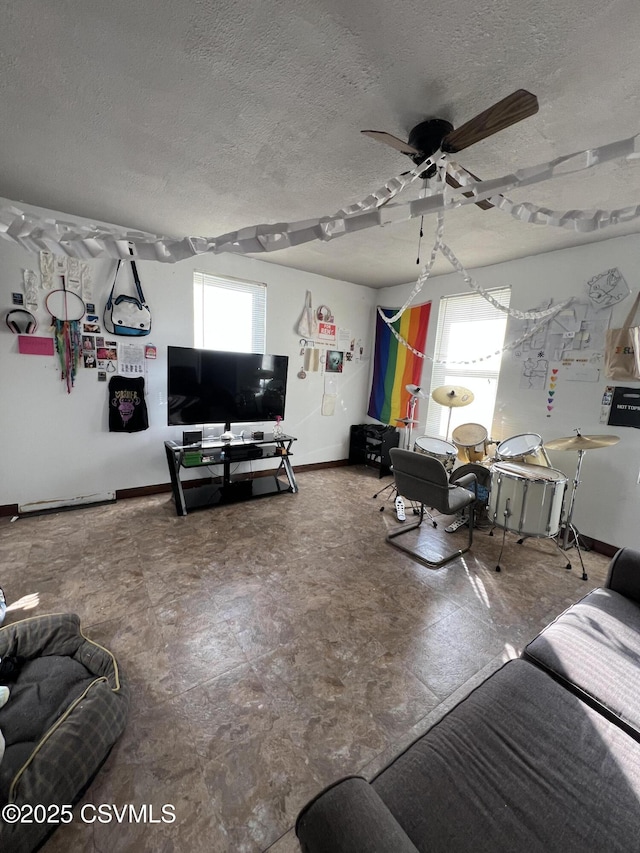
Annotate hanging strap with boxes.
[106,258,147,308]
[621,291,640,328]
[129,259,147,305]
[105,261,120,310]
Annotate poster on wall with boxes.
[337,328,351,351]
[561,355,600,382]
[326,351,344,372]
[519,356,549,390]
[606,386,640,429]
[118,341,145,375]
[587,268,630,308]
[512,298,611,382]
[317,321,336,343]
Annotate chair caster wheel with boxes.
[489,530,494,537]
[565,563,572,571]
[582,572,588,581]
[432,521,437,528]
[517,538,524,545]
[495,565,501,572]
[379,506,385,512]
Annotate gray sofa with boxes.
[296,547,640,853]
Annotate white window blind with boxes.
[426,287,511,440]
[193,272,266,353]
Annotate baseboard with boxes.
[1,461,350,515]
[581,537,619,558]
[19,492,116,515]
[294,459,350,473]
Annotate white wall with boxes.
[0,204,377,509]
[379,234,640,550]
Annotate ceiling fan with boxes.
[361,89,539,210]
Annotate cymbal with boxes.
[545,434,621,451]
[431,385,474,408]
[405,384,426,398]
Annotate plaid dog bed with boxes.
[0,613,129,852]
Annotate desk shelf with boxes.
[164,434,298,517]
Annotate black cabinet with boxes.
[348,424,399,477]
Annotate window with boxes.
[426,287,511,439]
[193,272,266,353]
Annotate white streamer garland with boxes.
[377,158,571,361]
[381,302,565,366]
[384,208,446,324]
[338,154,443,216]
[1,133,639,262]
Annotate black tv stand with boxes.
[164,433,298,516]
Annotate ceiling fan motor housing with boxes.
[407,118,454,162]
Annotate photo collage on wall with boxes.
[81,303,117,382]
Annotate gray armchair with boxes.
[386,447,477,568]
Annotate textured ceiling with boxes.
[1,0,640,287]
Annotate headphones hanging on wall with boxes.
[6,309,38,335]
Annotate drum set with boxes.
[409,423,620,581]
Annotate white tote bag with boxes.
[296,291,318,339]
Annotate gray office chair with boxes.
[386,447,477,568]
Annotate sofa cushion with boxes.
[524,587,640,738]
[371,659,640,853]
[296,776,420,853]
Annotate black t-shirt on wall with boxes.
[108,376,149,433]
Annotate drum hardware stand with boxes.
[490,515,579,576]
[556,448,590,579]
[544,428,620,580]
[488,474,582,578]
[560,447,586,551]
[407,393,418,450]
[373,479,424,519]
[373,474,435,524]
[399,386,422,450]
[493,498,511,572]
[373,386,435,524]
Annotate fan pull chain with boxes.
[416,216,424,265]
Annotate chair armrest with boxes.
[605,548,640,602]
[296,776,420,853]
[450,472,477,494]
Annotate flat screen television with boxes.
[167,346,289,430]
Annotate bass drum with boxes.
[496,433,551,467]
[488,461,567,538]
[452,423,488,463]
[413,436,457,474]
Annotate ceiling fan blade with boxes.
[361,130,421,156]
[441,89,539,154]
[445,173,494,210]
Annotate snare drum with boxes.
[488,461,567,538]
[496,433,551,467]
[452,423,488,463]
[413,436,457,473]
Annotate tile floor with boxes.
[0,465,610,852]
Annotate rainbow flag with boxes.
[367,303,431,427]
